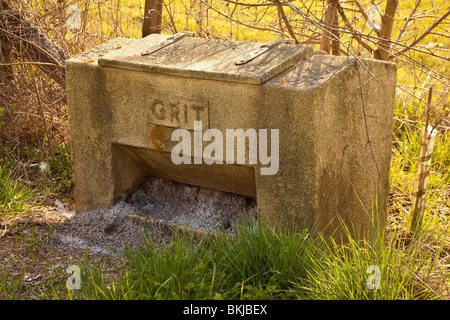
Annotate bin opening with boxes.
[125,175,258,233]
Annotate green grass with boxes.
[390,100,450,237]
[57,221,319,300]
[31,216,446,300]
[0,147,36,216]
[0,143,73,218]
[0,270,26,300]
[0,166,34,216]
[301,219,448,299]
[46,144,73,196]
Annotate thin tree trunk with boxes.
[331,9,340,55]
[410,89,436,233]
[142,0,163,37]
[320,0,339,54]
[374,0,398,61]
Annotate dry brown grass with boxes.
[1,70,68,150]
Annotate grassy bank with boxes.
[2,205,448,299]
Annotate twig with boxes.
[355,61,381,178]
[220,0,273,7]
[0,61,58,67]
[392,9,450,58]
[354,0,379,36]
[289,18,450,62]
[0,27,65,69]
[410,88,437,234]
[273,0,298,44]
[0,4,67,86]
[394,0,422,43]
[202,0,285,36]
[280,0,377,79]
[32,78,50,148]
[163,0,178,34]
[336,2,374,53]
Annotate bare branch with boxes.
[0,61,58,67]
[0,2,68,86]
[336,2,374,53]
[392,9,450,58]
[354,0,379,36]
[394,0,421,43]
[220,0,273,7]
[273,0,298,44]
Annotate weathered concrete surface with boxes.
[98,35,313,84]
[66,34,396,240]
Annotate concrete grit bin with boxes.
[66,33,397,240]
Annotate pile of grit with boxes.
[49,176,257,255]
